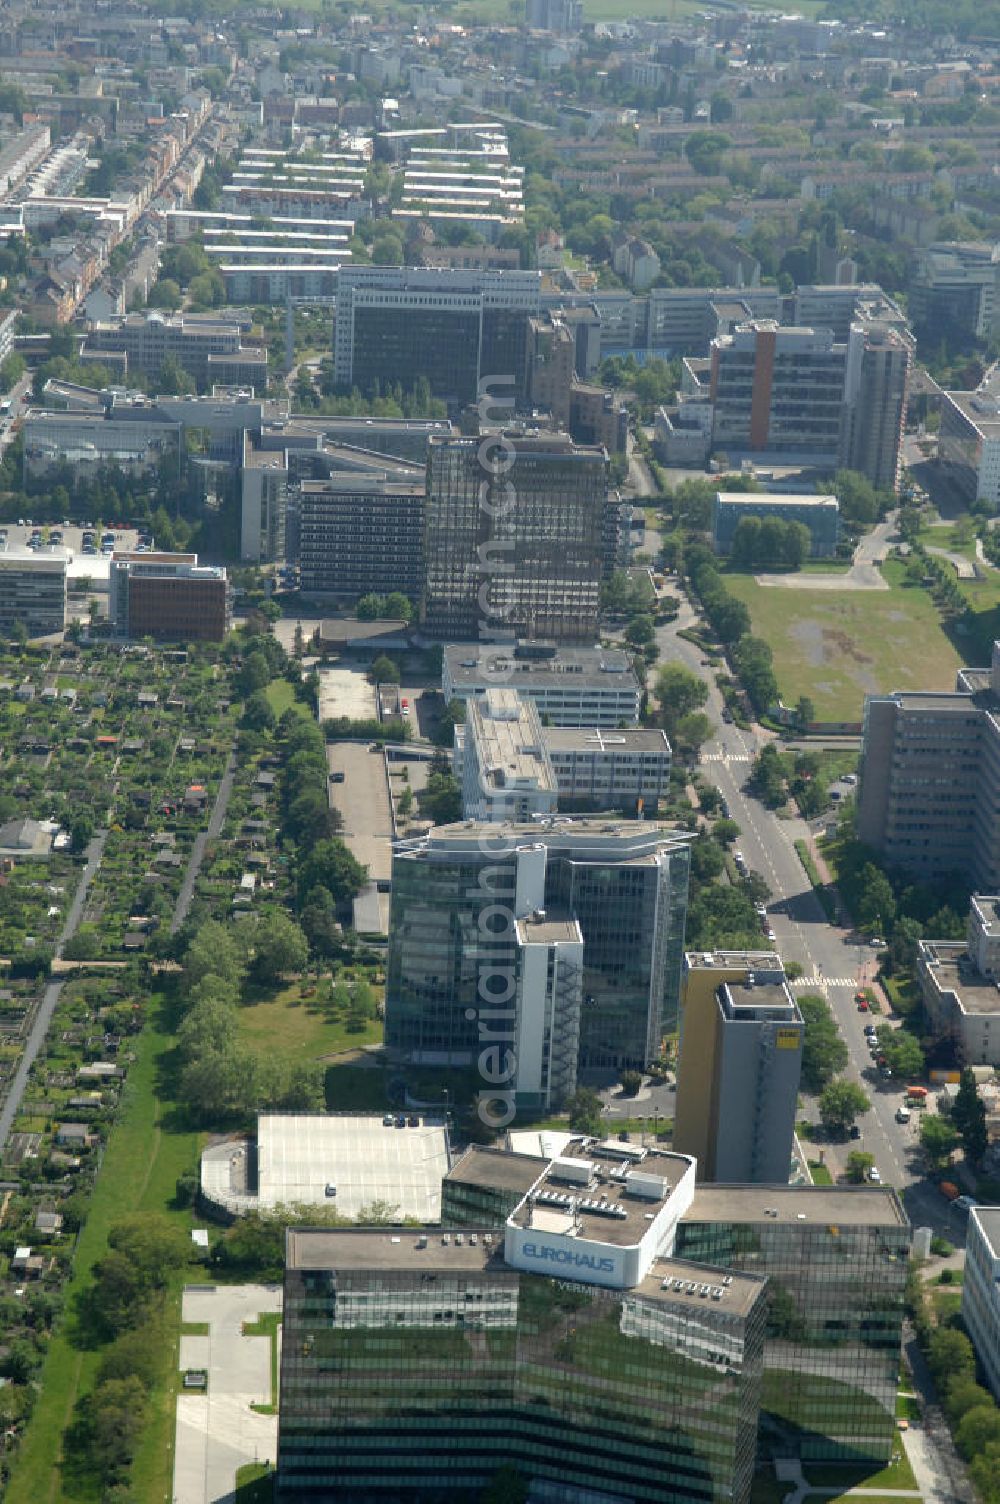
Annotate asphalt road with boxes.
[0,830,108,1153]
[655,585,959,1240]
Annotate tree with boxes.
[875,1025,924,1079]
[952,1068,988,1163]
[300,885,342,959]
[183,919,248,992]
[243,689,276,731]
[927,1327,976,1393]
[148,277,182,312]
[846,1149,875,1183]
[956,1406,1000,1462]
[798,994,848,1093]
[655,663,708,732]
[423,768,462,824]
[920,1113,960,1169]
[252,912,309,984]
[676,712,714,755]
[945,1377,995,1427]
[369,654,400,685]
[357,592,384,621]
[625,614,655,647]
[297,839,367,910]
[382,592,412,622]
[856,863,896,934]
[568,1087,603,1137]
[619,1070,643,1097]
[237,650,271,696]
[796,695,815,730]
[819,1079,871,1134]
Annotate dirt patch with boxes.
[822,628,872,665]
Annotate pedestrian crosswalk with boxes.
[793,976,861,989]
[702,752,753,764]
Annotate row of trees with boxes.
[729,515,813,571]
[684,544,780,714]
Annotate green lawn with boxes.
[324,1060,391,1112]
[238,982,382,1063]
[265,679,311,719]
[808,1161,834,1186]
[7,997,203,1504]
[726,561,963,722]
[235,1462,274,1503]
[805,1444,918,1494]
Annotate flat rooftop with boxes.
[723,979,799,1016]
[971,1206,1000,1257]
[944,387,1000,440]
[444,643,638,692]
[257,1113,450,1220]
[469,690,555,795]
[919,943,1000,1017]
[543,726,670,754]
[715,491,838,508]
[287,1226,500,1273]
[445,1144,546,1195]
[637,1256,766,1320]
[685,1184,909,1228]
[517,910,581,946]
[686,950,783,972]
[507,1148,693,1247]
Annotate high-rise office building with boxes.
[278,1148,769,1503]
[710,322,847,468]
[856,646,1000,887]
[673,952,804,1185]
[385,821,691,1109]
[332,264,541,405]
[676,1185,911,1464]
[842,321,912,493]
[910,241,1000,345]
[297,475,425,602]
[435,1149,910,1468]
[422,430,608,642]
[708,319,910,489]
[108,552,231,643]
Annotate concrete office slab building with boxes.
[0,547,68,637]
[543,724,672,812]
[916,894,1000,1066]
[674,952,803,1184]
[457,687,557,821]
[856,645,1000,887]
[962,1206,1000,1399]
[442,641,642,728]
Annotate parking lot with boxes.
[0,521,143,556]
[173,1283,282,1504]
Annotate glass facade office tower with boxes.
[277,1228,767,1504]
[676,1187,910,1464]
[385,822,691,1107]
[422,431,608,643]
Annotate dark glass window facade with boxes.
[675,1216,909,1464]
[278,1249,766,1504]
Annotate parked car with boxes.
[849,1125,861,1140]
[868,1167,882,1184]
[895,1107,911,1124]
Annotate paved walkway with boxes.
[170,748,238,935]
[173,1283,282,1504]
[0,830,108,1152]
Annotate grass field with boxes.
[726,560,964,722]
[7,996,203,1504]
[265,679,311,719]
[238,982,382,1062]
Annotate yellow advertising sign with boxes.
[776,1028,800,1050]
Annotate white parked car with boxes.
[868,1166,882,1184]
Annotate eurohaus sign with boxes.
[522,1241,616,1275]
